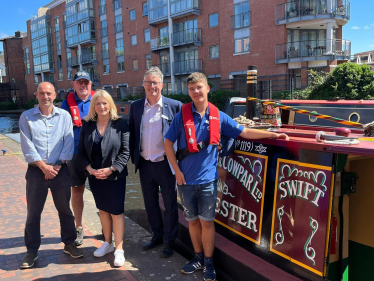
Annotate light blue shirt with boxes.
[19,105,74,164]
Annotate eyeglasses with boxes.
[75,80,90,86]
[143,81,162,86]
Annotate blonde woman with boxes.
[77,90,129,266]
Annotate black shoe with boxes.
[142,238,163,251]
[64,244,84,258]
[20,253,38,269]
[160,243,173,258]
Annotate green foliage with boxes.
[23,99,39,110]
[121,94,144,102]
[165,92,192,104]
[305,62,374,100]
[0,101,18,110]
[208,90,239,111]
[271,90,308,100]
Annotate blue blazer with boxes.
[129,96,182,173]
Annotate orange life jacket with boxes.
[177,102,220,161]
[66,90,95,127]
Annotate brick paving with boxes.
[0,141,137,281]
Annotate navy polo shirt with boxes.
[165,103,244,185]
[60,92,92,154]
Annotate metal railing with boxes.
[100,27,108,38]
[275,39,351,61]
[150,36,170,50]
[152,63,171,76]
[173,59,202,75]
[172,28,202,46]
[98,4,106,15]
[112,0,121,10]
[170,0,200,15]
[81,52,98,64]
[66,56,79,67]
[275,0,350,22]
[230,12,251,29]
[115,47,124,56]
[113,22,123,33]
[101,50,110,60]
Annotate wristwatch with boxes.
[109,166,115,173]
[55,160,65,165]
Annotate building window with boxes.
[145,54,152,69]
[233,1,250,29]
[131,35,137,46]
[132,59,138,70]
[114,15,123,33]
[118,61,125,72]
[34,75,38,83]
[209,13,218,28]
[58,69,63,81]
[130,9,136,21]
[143,2,148,16]
[234,37,250,54]
[67,70,72,80]
[104,64,110,74]
[209,45,219,59]
[116,39,124,56]
[144,28,150,43]
[54,17,59,32]
[102,42,109,59]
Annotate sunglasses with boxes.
[75,80,90,85]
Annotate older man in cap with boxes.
[61,71,95,246]
[19,82,84,269]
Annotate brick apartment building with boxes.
[351,50,374,70]
[8,0,352,101]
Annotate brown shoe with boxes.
[20,253,38,269]
[64,244,84,258]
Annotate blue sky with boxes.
[0,0,373,54]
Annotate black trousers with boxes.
[138,156,178,244]
[24,164,76,254]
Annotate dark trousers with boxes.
[138,156,178,244]
[25,165,76,254]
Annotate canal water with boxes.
[0,113,150,231]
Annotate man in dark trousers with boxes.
[60,71,95,246]
[19,82,84,269]
[129,66,182,258]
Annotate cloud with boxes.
[364,25,370,29]
[370,45,374,47]
[0,31,9,39]
[18,8,24,14]
[351,26,360,29]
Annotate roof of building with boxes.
[0,31,27,41]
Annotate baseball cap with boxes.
[73,71,91,82]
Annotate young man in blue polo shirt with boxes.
[164,72,288,281]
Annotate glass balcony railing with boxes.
[230,12,251,30]
[115,47,124,56]
[170,0,200,17]
[100,27,108,38]
[275,39,351,63]
[98,4,106,15]
[101,50,110,60]
[150,36,170,51]
[173,59,202,75]
[81,52,98,64]
[172,28,201,46]
[148,0,168,23]
[112,0,121,10]
[276,0,350,23]
[152,63,171,76]
[113,22,123,33]
[66,56,79,67]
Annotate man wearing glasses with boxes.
[61,71,95,247]
[129,66,182,258]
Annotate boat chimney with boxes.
[246,65,257,120]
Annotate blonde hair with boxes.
[84,89,119,121]
[187,72,208,85]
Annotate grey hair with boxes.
[143,66,164,83]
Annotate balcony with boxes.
[276,0,350,25]
[100,27,108,38]
[230,12,251,30]
[81,52,98,65]
[115,47,124,56]
[150,36,170,52]
[148,1,168,26]
[172,28,201,47]
[98,4,106,15]
[173,59,202,75]
[170,0,200,19]
[112,0,121,10]
[113,22,123,33]
[40,62,55,73]
[67,32,96,48]
[275,39,351,64]
[101,50,110,60]
[152,63,171,76]
[66,56,79,67]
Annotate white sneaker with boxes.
[114,249,125,267]
[94,242,114,257]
